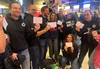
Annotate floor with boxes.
[45,47,89,69]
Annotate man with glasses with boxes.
[76,10,99,69]
[24,5,51,69]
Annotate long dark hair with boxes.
[67,13,78,24]
[63,34,75,54]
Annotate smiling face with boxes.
[58,9,63,17]
[43,8,49,17]
[50,13,56,21]
[28,5,37,16]
[84,11,92,22]
[67,35,73,42]
[67,14,72,20]
[9,3,21,18]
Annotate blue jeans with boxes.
[49,38,58,60]
[17,48,30,69]
[29,46,39,69]
[61,57,79,69]
[39,38,49,69]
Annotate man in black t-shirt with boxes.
[38,6,50,69]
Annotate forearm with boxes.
[77,31,82,37]
[36,29,47,37]
[0,28,6,53]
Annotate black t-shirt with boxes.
[48,21,58,40]
[38,14,49,38]
[57,14,66,40]
[62,19,76,37]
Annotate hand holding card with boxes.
[33,17,42,24]
[65,42,73,47]
[57,20,62,25]
[71,46,74,52]
[76,21,84,29]
[47,22,57,28]
[64,46,68,51]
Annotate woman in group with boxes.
[61,34,79,69]
[62,13,78,37]
[48,12,58,60]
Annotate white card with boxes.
[65,42,73,47]
[33,17,42,24]
[76,21,84,29]
[57,20,62,25]
[48,22,57,28]
[3,18,8,31]
[55,0,62,5]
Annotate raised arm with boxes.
[0,18,6,53]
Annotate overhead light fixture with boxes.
[41,5,45,8]
[65,6,70,10]
[43,2,46,5]
[74,5,79,9]
[0,5,8,8]
[19,0,23,5]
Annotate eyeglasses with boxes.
[30,9,37,11]
[84,14,90,17]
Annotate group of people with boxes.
[0,1,100,69]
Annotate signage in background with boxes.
[83,4,90,12]
[0,9,2,14]
[73,5,79,12]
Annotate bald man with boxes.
[57,8,66,54]
[24,5,51,69]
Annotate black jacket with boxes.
[5,14,37,52]
[62,19,76,37]
[62,44,78,61]
[77,18,99,43]
[57,14,66,22]
[38,14,49,39]
[24,13,39,47]
[57,14,66,40]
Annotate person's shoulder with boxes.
[38,14,42,17]
[92,18,99,23]
[82,20,87,24]
[24,13,32,19]
[74,44,78,49]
